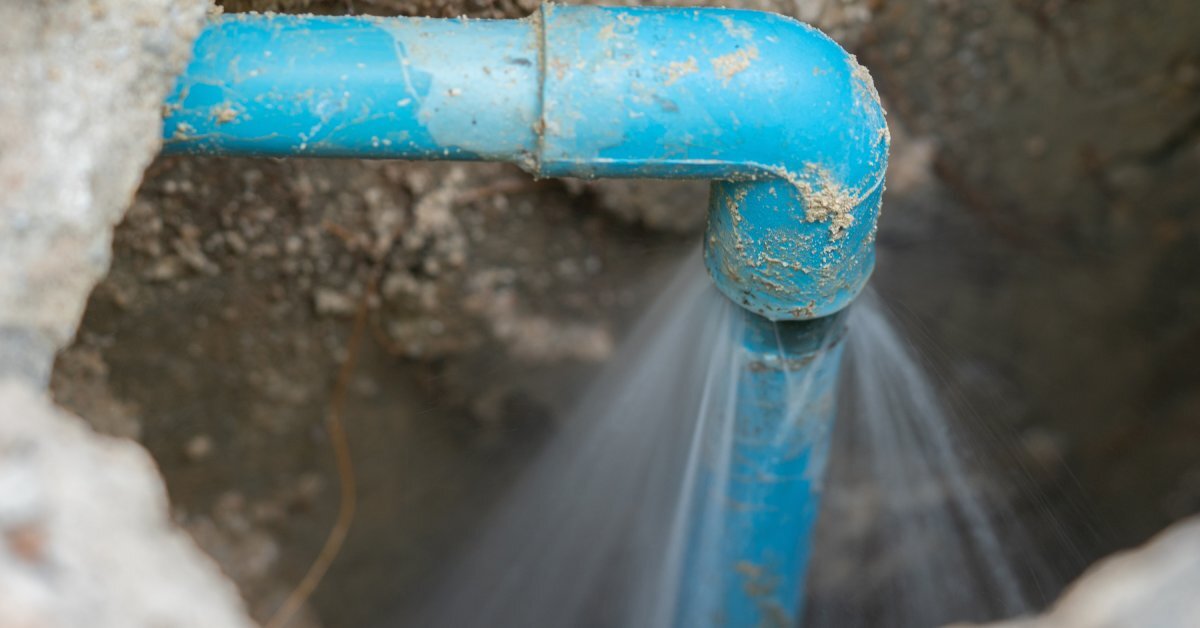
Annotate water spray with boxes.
[162,4,888,625]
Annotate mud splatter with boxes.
[712,46,759,85]
[847,53,891,147]
[664,57,698,86]
[785,165,859,238]
[212,104,238,124]
[719,16,755,40]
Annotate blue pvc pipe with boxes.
[163,4,888,323]
[164,14,540,162]
[676,313,846,627]
[162,5,888,626]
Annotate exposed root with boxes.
[267,174,544,625]
[265,246,376,628]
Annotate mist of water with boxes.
[409,253,740,627]
[805,292,1055,627]
[410,254,1053,627]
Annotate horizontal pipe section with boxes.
[164,14,540,162]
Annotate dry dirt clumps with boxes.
[53,151,678,625]
[215,0,875,44]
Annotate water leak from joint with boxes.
[805,291,1059,627]
[409,252,1059,628]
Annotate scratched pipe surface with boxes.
[162,5,887,626]
[163,14,540,162]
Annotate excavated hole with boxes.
[49,155,698,626]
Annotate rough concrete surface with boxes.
[0,0,209,384]
[0,379,254,628]
[0,0,258,626]
[969,516,1200,628]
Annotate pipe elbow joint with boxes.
[537,6,889,320]
[702,15,888,322]
[692,13,889,322]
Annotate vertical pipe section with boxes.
[676,312,845,627]
[728,314,844,627]
[163,14,541,163]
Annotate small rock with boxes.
[184,435,214,462]
[312,287,357,317]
